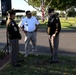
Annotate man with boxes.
[47,8,61,63]
[18,10,40,57]
[6,9,22,67]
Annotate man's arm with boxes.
[47,27,50,35]
[19,26,27,34]
[47,19,51,35]
[55,17,61,36]
[35,24,39,32]
[35,17,40,32]
[18,19,27,34]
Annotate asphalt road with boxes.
[0,28,76,56]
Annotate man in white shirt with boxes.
[18,10,40,57]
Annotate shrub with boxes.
[0,50,5,59]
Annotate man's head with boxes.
[48,8,55,16]
[7,9,16,19]
[26,10,32,18]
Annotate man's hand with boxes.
[35,28,37,32]
[51,34,56,44]
[20,27,27,34]
[22,30,27,34]
[47,27,50,35]
[35,25,39,32]
[52,34,56,38]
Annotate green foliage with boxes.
[24,0,76,11]
[68,8,76,17]
[59,11,66,17]
[32,11,37,16]
[0,50,5,59]
[55,12,59,17]
[28,0,41,7]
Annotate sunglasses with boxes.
[27,13,31,15]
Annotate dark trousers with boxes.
[49,35,59,61]
[10,39,19,65]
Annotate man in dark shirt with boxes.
[47,8,61,63]
[6,9,22,66]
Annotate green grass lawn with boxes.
[60,17,76,29]
[0,54,76,75]
[0,17,76,29]
[39,17,76,29]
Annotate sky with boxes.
[12,0,42,15]
[12,0,36,11]
[0,0,41,15]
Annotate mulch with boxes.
[0,53,11,68]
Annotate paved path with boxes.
[0,28,76,56]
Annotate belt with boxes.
[27,31,35,33]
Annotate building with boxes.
[0,0,11,16]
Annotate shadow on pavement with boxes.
[0,43,76,57]
[19,44,76,56]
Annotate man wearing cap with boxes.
[18,10,40,57]
[47,8,61,63]
[6,9,22,66]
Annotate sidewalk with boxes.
[0,28,76,56]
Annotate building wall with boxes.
[0,0,1,13]
[1,0,11,16]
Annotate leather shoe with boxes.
[50,61,59,64]
[17,59,24,62]
[13,63,21,67]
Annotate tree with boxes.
[24,0,41,11]
[68,7,76,17]
[32,11,37,16]
[24,0,76,19]
[24,0,76,11]
[59,11,66,17]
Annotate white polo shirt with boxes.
[18,16,40,32]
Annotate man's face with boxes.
[10,14,15,19]
[26,12,32,18]
[48,11,54,16]
[12,14,15,19]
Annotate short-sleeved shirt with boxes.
[48,15,61,36]
[7,19,20,39]
[18,16,40,32]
